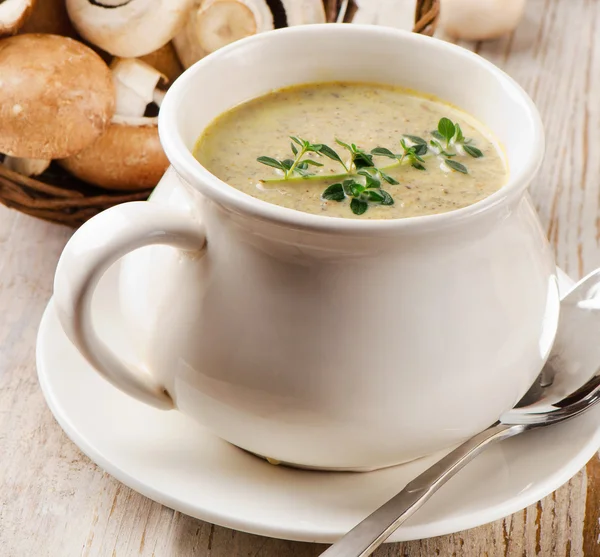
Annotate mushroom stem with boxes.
[152,89,166,107]
[349,0,417,30]
[173,0,274,68]
[111,57,166,117]
[0,0,35,36]
[279,0,326,25]
[2,156,50,176]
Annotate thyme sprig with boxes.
[322,170,394,215]
[256,117,486,215]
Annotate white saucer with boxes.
[37,266,600,543]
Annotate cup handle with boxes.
[53,200,207,410]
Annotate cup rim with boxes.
[159,24,545,235]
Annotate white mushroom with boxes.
[111,57,166,118]
[65,0,195,58]
[278,0,326,26]
[0,0,35,36]
[348,0,420,30]
[0,34,114,176]
[173,0,274,69]
[439,0,526,41]
[59,58,169,190]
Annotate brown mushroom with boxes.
[59,58,169,190]
[59,117,169,190]
[138,42,184,83]
[0,34,115,175]
[0,0,35,36]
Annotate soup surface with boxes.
[194,82,507,219]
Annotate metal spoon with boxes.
[320,269,600,557]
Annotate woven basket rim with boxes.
[0,0,440,228]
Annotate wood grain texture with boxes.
[1,0,600,555]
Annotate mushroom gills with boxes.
[66,0,196,57]
[0,0,35,36]
[173,0,274,68]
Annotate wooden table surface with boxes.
[1,1,599,555]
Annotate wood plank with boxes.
[1,0,599,555]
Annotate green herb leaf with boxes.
[322,183,345,202]
[350,198,368,215]
[366,190,385,203]
[290,142,298,156]
[300,159,324,167]
[438,118,456,143]
[371,147,398,159]
[445,159,468,174]
[454,123,464,143]
[290,136,304,147]
[281,159,294,170]
[353,151,374,169]
[335,138,352,151]
[380,190,394,205]
[342,179,355,196]
[464,144,483,158]
[431,130,444,141]
[429,140,454,157]
[350,183,365,197]
[403,134,427,145]
[411,161,426,171]
[257,156,284,170]
[318,144,347,169]
[358,169,381,188]
[378,170,399,185]
[413,143,427,156]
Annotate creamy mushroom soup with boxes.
[194,82,507,219]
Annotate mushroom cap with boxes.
[439,0,526,41]
[0,34,115,159]
[66,0,195,58]
[173,0,274,68]
[58,119,169,190]
[0,0,35,36]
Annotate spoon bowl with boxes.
[321,269,600,557]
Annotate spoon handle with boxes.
[319,422,527,557]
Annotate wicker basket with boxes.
[0,0,439,228]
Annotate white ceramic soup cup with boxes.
[53,24,558,471]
